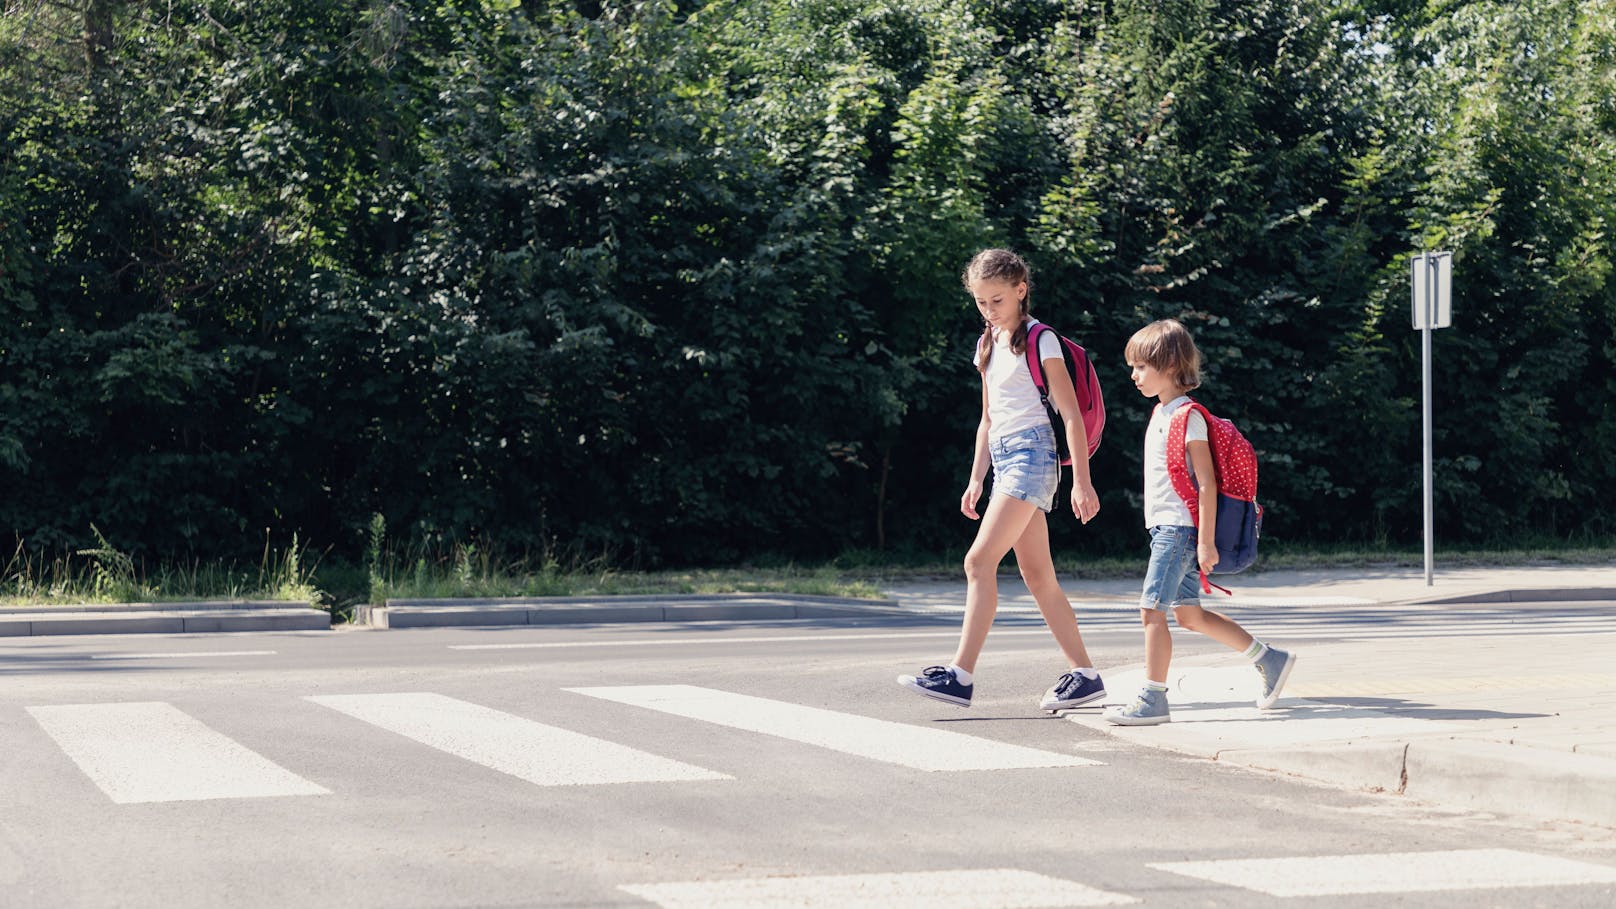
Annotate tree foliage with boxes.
[3,0,1613,565]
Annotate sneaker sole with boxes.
[1256,653,1297,709]
[1040,689,1108,712]
[1105,712,1170,726]
[896,677,971,708]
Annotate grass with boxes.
[2,531,323,609]
[5,531,1613,617]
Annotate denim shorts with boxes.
[989,425,1058,513]
[1140,524,1201,611]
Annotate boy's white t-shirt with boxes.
[971,319,1063,441]
[1143,395,1208,528]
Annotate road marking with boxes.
[26,702,328,804]
[450,629,1065,650]
[89,650,277,660]
[620,869,1136,908]
[306,692,730,786]
[566,685,1100,772]
[1150,849,1616,896]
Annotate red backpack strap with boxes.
[1164,400,1204,525]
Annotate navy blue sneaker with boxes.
[896,665,972,707]
[1039,670,1106,712]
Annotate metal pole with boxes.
[1422,257,1435,586]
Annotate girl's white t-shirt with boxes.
[972,319,1063,441]
[1143,395,1208,528]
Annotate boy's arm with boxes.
[1187,438,1219,574]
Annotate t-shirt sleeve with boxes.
[1036,331,1062,363]
[1185,410,1209,444]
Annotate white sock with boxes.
[949,665,973,685]
[1071,667,1099,680]
[1243,639,1268,662]
[1145,679,1168,692]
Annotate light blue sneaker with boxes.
[1104,687,1170,726]
[1254,646,1296,708]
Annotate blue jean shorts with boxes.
[989,425,1058,513]
[1140,524,1201,611]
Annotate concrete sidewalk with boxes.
[963,563,1616,831]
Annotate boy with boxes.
[1107,319,1294,725]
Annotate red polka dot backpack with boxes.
[1165,399,1263,593]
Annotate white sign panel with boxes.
[1411,252,1452,330]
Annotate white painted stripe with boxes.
[566,685,1099,772]
[90,650,276,660]
[306,692,729,786]
[450,629,1078,651]
[1150,849,1616,897]
[621,869,1136,908]
[26,702,328,804]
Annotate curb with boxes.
[364,593,905,629]
[1212,737,1616,829]
[0,604,330,637]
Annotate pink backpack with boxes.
[1166,398,1263,587]
[1023,323,1105,463]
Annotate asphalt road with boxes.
[3,610,1615,908]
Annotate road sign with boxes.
[1411,252,1451,329]
[1412,250,1452,587]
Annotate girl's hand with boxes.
[961,480,985,520]
[1070,480,1100,524]
[1198,540,1220,575]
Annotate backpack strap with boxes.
[1023,322,1053,406]
[1164,398,1214,524]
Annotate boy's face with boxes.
[1128,359,1174,400]
[970,277,1026,331]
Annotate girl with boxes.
[1107,318,1295,725]
[897,248,1106,711]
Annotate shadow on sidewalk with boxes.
[1171,698,1547,723]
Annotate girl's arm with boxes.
[961,378,992,520]
[1187,438,1219,573]
[1040,355,1100,524]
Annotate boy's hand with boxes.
[1198,540,1219,575]
[961,480,985,520]
[1070,480,1099,524]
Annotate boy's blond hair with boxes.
[1125,319,1202,391]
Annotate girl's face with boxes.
[1128,359,1176,401]
[970,277,1026,331]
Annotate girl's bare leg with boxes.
[951,493,1039,673]
[1012,511,1094,668]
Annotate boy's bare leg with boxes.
[1173,604,1255,653]
[952,493,1038,673]
[1142,609,1173,683]
[1013,513,1094,668]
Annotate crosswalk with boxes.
[26,701,329,804]
[22,686,1089,804]
[14,686,1616,903]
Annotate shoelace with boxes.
[920,665,953,681]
